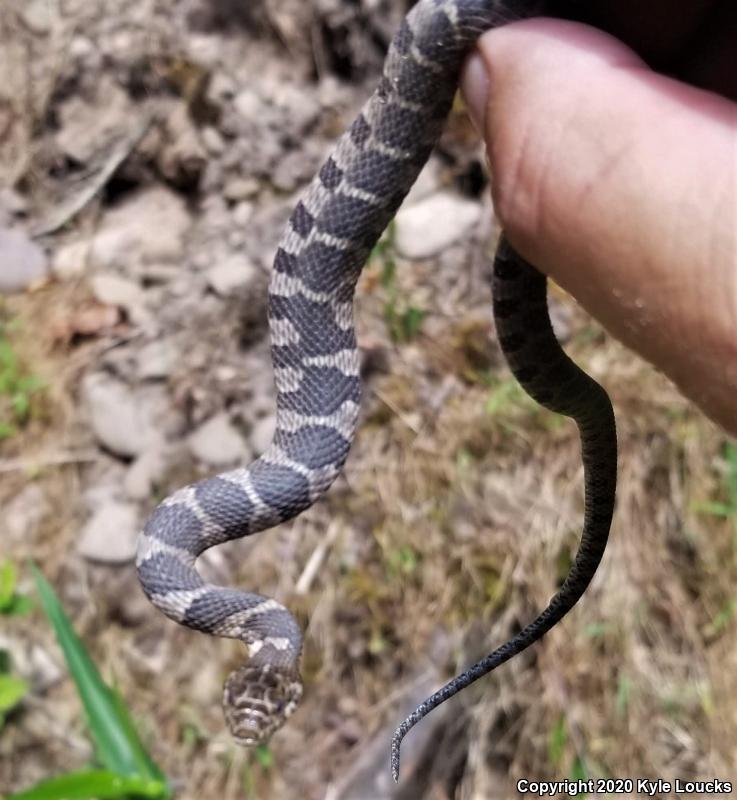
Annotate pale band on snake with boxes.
[136,0,617,782]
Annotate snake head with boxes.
[222,663,303,746]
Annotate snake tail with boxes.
[391,238,617,780]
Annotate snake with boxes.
[136,0,618,782]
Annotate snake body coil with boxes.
[136,0,617,779]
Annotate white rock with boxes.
[273,84,320,133]
[214,365,238,382]
[224,177,259,202]
[0,636,63,695]
[29,645,64,691]
[77,501,139,563]
[233,88,261,120]
[52,239,89,279]
[137,338,177,380]
[227,230,245,249]
[0,228,49,292]
[201,125,225,155]
[69,35,95,59]
[19,0,55,34]
[232,201,254,227]
[394,191,481,260]
[90,187,190,270]
[56,83,133,164]
[0,188,28,216]
[199,195,230,234]
[272,148,317,192]
[206,71,237,105]
[5,484,48,543]
[108,30,135,59]
[83,478,122,513]
[188,413,250,466]
[157,104,207,185]
[124,445,168,500]
[90,273,147,321]
[83,373,151,458]
[206,255,258,296]
[188,657,222,706]
[200,159,224,193]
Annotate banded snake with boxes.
[136,0,618,780]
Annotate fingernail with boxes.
[461,52,490,134]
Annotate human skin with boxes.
[460,11,736,435]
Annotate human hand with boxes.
[461,7,736,434]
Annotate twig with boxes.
[32,111,155,238]
[371,386,423,434]
[0,451,98,473]
[295,519,341,595]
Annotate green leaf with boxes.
[0,560,18,610]
[583,622,609,638]
[0,649,11,674]
[371,219,397,266]
[380,257,396,289]
[6,769,167,800]
[31,565,168,792]
[694,500,734,517]
[485,380,520,416]
[706,597,736,637]
[107,685,167,783]
[386,545,418,576]
[0,674,28,714]
[616,673,631,717]
[12,391,30,421]
[0,420,17,439]
[547,715,567,768]
[3,594,34,616]
[0,339,17,373]
[570,755,589,788]
[398,306,425,340]
[255,744,273,770]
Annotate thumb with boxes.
[461,18,737,435]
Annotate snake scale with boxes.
[136,0,617,781]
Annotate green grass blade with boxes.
[724,442,737,500]
[0,421,17,439]
[0,560,18,609]
[30,565,167,788]
[3,594,34,616]
[0,674,28,728]
[107,685,168,783]
[5,769,167,800]
[0,560,32,616]
[547,715,567,768]
[694,500,733,517]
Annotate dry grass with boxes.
[4,254,736,798]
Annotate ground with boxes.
[1,1,736,798]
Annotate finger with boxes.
[461,19,737,434]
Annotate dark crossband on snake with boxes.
[136,0,617,782]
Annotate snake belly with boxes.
[136,0,617,769]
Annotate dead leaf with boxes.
[50,301,122,343]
